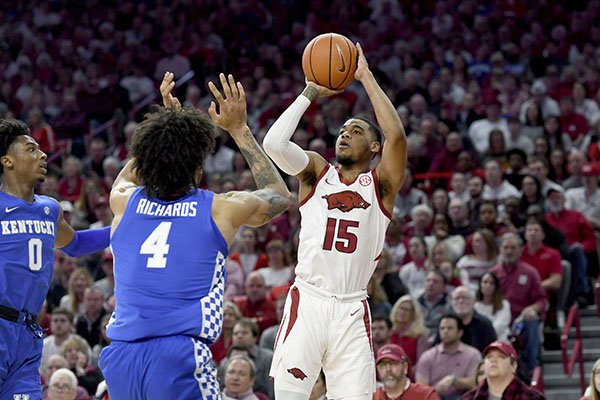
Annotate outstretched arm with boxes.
[208,73,291,227]
[356,43,407,212]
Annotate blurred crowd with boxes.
[4,0,600,399]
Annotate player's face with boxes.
[4,135,47,183]
[335,119,377,166]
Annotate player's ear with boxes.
[1,155,14,170]
[370,141,381,154]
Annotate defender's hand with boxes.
[160,71,181,110]
[207,73,248,135]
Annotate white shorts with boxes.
[269,279,375,398]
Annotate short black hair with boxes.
[131,107,215,200]
[440,313,464,331]
[0,119,30,176]
[372,314,393,330]
[355,116,382,144]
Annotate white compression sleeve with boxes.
[263,95,311,176]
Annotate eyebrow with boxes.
[340,124,366,133]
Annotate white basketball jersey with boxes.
[295,164,391,294]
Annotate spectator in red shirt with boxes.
[374,344,440,400]
[234,271,277,333]
[559,95,589,146]
[229,227,269,279]
[546,187,593,303]
[490,234,547,373]
[521,219,563,327]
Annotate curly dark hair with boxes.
[131,107,215,200]
[0,119,29,176]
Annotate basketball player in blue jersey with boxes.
[0,120,111,399]
[99,72,291,400]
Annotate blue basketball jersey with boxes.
[107,187,228,344]
[0,191,58,315]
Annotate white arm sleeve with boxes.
[263,95,311,176]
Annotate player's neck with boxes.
[337,162,370,182]
[0,179,36,203]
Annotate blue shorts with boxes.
[0,319,43,400]
[99,335,220,400]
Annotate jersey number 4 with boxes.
[140,221,172,268]
[323,217,359,253]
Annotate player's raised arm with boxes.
[208,73,292,228]
[262,81,340,196]
[355,43,407,210]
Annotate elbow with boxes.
[262,132,279,159]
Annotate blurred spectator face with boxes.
[485,103,501,120]
[457,151,474,173]
[543,117,559,135]
[47,370,77,400]
[451,287,475,318]
[484,349,516,380]
[479,273,496,299]
[431,190,448,213]
[45,354,68,382]
[240,228,257,252]
[450,173,467,194]
[503,197,520,218]
[521,176,538,198]
[377,358,408,390]
[439,317,462,345]
[448,199,467,224]
[413,210,432,231]
[484,160,502,185]
[238,170,255,191]
[40,174,58,196]
[439,261,454,282]
[224,358,255,397]
[418,118,435,138]
[478,203,496,226]
[51,312,72,336]
[433,214,449,234]
[525,222,544,246]
[233,323,257,346]
[83,288,104,316]
[468,176,483,198]
[567,150,585,174]
[445,132,462,152]
[471,232,487,256]
[528,160,547,180]
[372,319,391,344]
[223,306,240,330]
[547,190,565,210]
[508,119,520,136]
[62,157,81,178]
[507,152,525,172]
[559,97,575,115]
[425,272,445,298]
[275,295,286,321]
[244,272,266,303]
[409,94,426,116]
[431,244,447,265]
[395,300,414,326]
[526,104,541,125]
[500,236,522,265]
[408,237,426,262]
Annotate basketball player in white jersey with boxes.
[263,43,407,400]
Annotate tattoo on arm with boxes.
[301,86,319,101]
[254,189,291,223]
[235,127,288,191]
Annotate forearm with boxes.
[262,91,312,176]
[541,274,562,291]
[113,158,140,188]
[360,71,405,143]
[454,375,474,390]
[231,126,290,197]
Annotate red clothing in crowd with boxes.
[233,296,277,332]
[546,209,596,253]
[490,261,548,321]
[228,252,269,272]
[560,113,589,140]
[210,334,232,364]
[372,382,440,400]
[520,244,563,281]
[389,334,420,366]
[57,176,85,202]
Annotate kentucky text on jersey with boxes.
[1,219,55,236]
[135,198,198,217]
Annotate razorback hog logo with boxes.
[322,190,371,212]
[287,367,308,380]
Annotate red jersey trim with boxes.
[298,164,330,207]
[336,166,360,186]
[372,168,392,220]
[283,286,300,343]
[362,299,373,352]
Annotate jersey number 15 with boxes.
[322,217,359,253]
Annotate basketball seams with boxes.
[307,39,317,83]
[339,37,354,90]
[328,33,333,90]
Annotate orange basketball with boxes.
[302,33,357,90]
